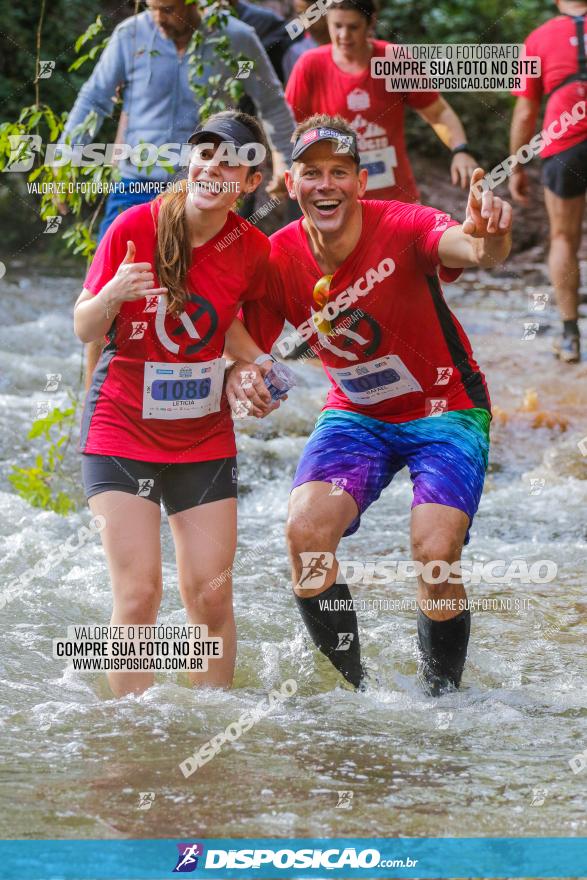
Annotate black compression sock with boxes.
[294,581,364,688]
[563,319,579,337]
[417,608,471,696]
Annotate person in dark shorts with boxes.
[510,0,587,362]
[73,111,278,697]
[225,115,513,696]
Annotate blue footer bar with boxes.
[1,837,586,879]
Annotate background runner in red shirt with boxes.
[285,0,478,202]
[73,111,276,698]
[510,0,587,362]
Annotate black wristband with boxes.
[451,143,478,160]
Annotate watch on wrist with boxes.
[451,143,478,160]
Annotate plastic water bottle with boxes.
[264,362,297,401]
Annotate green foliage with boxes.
[9,405,78,515]
[378,0,551,47]
[0,0,104,122]
[0,98,119,259]
[0,8,122,260]
[187,3,246,120]
[68,14,111,73]
[73,13,105,54]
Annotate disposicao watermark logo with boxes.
[472,100,586,199]
[295,554,558,589]
[195,845,417,871]
[286,0,343,39]
[277,258,395,357]
[4,138,267,172]
[179,679,298,778]
[173,843,204,873]
[372,43,541,92]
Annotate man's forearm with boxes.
[510,98,539,156]
[472,233,512,268]
[439,225,511,269]
[420,98,467,149]
[434,105,467,149]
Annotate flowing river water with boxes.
[0,257,586,849]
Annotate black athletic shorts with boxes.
[542,139,587,198]
[81,454,238,515]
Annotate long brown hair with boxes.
[153,110,269,318]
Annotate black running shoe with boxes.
[553,333,581,363]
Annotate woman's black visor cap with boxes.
[189,118,258,148]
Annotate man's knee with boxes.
[286,511,338,558]
[286,514,340,596]
[412,534,465,600]
[548,212,582,251]
[550,228,576,245]
[412,532,463,569]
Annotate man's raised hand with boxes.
[463,168,512,239]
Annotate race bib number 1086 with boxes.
[142,358,225,420]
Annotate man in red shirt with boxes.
[285,0,478,203]
[510,0,587,363]
[226,115,513,695]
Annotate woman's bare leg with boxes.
[169,498,237,687]
[89,491,163,697]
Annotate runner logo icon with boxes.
[137,479,154,497]
[173,843,204,873]
[298,552,334,589]
[137,791,155,810]
[329,477,348,496]
[334,135,354,154]
[434,367,453,385]
[336,790,354,808]
[433,212,451,232]
[130,322,148,340]
[427,398,448,416]
[236,60,253,79]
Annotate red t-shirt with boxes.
[244,200,490,423]
[285,41,439,202]
[513,14,587,158]
[80,201,270,463]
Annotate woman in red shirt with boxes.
[74,111,275,697]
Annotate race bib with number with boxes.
[361,145,397,190]
[142,358,225,420]
[328,354,422,405]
